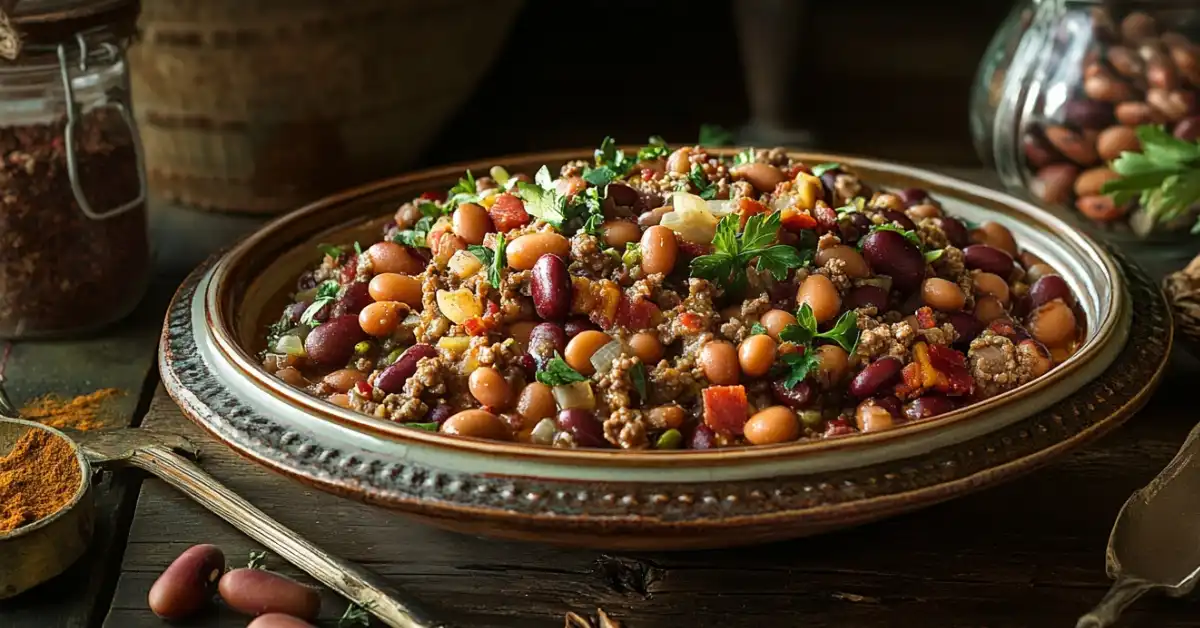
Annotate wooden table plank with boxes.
[0,281,173,628]
[108,352,1200,628]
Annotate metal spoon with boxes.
[1076,420,1200,627]
[0,389,442,628]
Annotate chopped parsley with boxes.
[690,211,809,295]
[584,136,637,187]
[467,244,493,267]
[467,235,506,288]
[353,241,363,255]
[779,350,821,389]
[779,303,860,352]
[868,223,924,251]
[536,355,588,386]
[516,166,569,227]
[317,243,344,258]
[579,186,605,236]
[924,248,945,263]
[811,162,841,177]
[835,197,865,215]
[447,170,480,208]
[338,601,374,627]
[698,123,734,147]
[399,422,439,432]
[732,147,756,166]
[636,135,670,162]
[630,362,647,400]
[686,163,719,200]
[247,550,268,570]
[749,322,768,336]
[583,166,618,188]
[393,201,445,249]
[299,280,340,327]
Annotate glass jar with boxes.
[0,0,148,339]
[971,0,1200,278]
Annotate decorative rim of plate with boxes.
[199,149,1128,464]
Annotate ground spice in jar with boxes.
[0,428,82,532]
[0,107,148,337]
[20,387,123,431]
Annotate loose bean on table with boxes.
[441,410,509,439]
[469,367,513,409]
[148,544,225,621]
[368,273,421,307]
[218,568,321,620]
[743,406,800,445]
[564,330,612,375]
[737,334,777,378]
[796,274,841,323]
[507,232,570,270]
[699,341,740,385]
[639,225,678,275]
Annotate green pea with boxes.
[799,410,824,428]
[622,244,642,268]
[654,428,682,450]
[354,341,372,355]
[382,348,404,366]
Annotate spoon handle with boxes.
[1076,576,1156,628]
[126,443,443,628]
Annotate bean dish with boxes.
[260,138,1082,450]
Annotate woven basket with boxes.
[129,0,524,214]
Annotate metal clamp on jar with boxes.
[0,0,148,338]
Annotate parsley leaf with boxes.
[698,123,734,147]
[630,362,647,400]
[247,550,268,570]
[1103,124,1200,227]
[583,166,619,188]
[490,233,506,288]
[869,223,924,251]
[446,170,480,208]
[636,135,670,162]
[732,147,756,166]
[689,211,809,294]
[749,322,767,336]
[835,197,865,215]
[924,248,945,263]
[399,422,439,432]
[780,351,820,389]
[594,136,633,174]
[299,280,340,327]
[818,310,861,352]
[811,162,841,177]
[516,168,568,228]
[467,244,493,267]
[779,304,859,352]
[579,187,605,236]
[687,163,719,200]
[536,355,589,386]
[393,202,445,249]
[353,241,363,255]
[317,243,344,258]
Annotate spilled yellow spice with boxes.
[20,388,124,431]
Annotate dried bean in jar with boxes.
[148,544,225,620]
[0,108,149,337]
[531,254,571,320]
[849,357,903,398]
[557,409,607,448]
[375,343,438,394]
[218,568,320,620]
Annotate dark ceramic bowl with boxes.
[160,149,1170,550]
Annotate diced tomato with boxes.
[915,306,938,330]
[781,206,818,230]
[703,385,750,436]
[640,168,656,180]
[340,256,358,283]
[354,381,372,396]
[616,295,661,332]
[787,164,811,178]
[736,197,769,228]
[419,190,445,202]
[488,193,531,232]
[463,317,489,336]
[677,239,711,258]
[679,312,703,332]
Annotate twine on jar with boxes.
[0,0,22,61]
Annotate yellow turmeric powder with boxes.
[20,388,123,431]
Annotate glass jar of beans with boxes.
[0,0,149,338]
[971,0,1200,277]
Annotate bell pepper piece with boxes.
[703,385,749,436]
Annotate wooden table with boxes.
[2,184,1198,628]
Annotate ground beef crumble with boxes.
[569,232,619,278]
[855,319,916,362]
[967,331,1035,399]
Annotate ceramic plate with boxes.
[160,150,1170,550]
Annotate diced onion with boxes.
[530,417,557,445]
[769,195,794,213]
[660,208,718,244]
[490,165,511,185]
[705,199,737,216]
[436,335,471,358]
[553,381,595,410]
[671,191,708,215]
[436,288,483,325]
[274,334,306,357]
[590,339,625,375]
[448,249,483,278]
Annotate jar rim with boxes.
[9,0,134,24]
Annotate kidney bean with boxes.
[904,395,959,421]
[861,229,925,292]
[527,322,567,367]
[840,212,874,244]
[564,318,598,339]
[248,614,317,628]
[771,379,814,410]
[1175,116,1200,141]
[873,395,903,418]
[303,315,367,368]
[1044,126,1100,165]
[531,254,571,320]
[896,187,928,207]
[1063,99,1114,129]
[375,343,438,394]
[428,403,455,425]
[556,409,607,448]
[1022,131,1060,169]
[963,244,1015,277]
[1029,274,1074,308]
[843,285,890,312]
[331,282,372,317]
[946,312,984,347]
[689,424,717,450]
[849,357,903,398]
[218,568,320,620]
[606,181,641,208]
[883,210,916,231]
[935,216,970,248]
[148,544,225,620]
